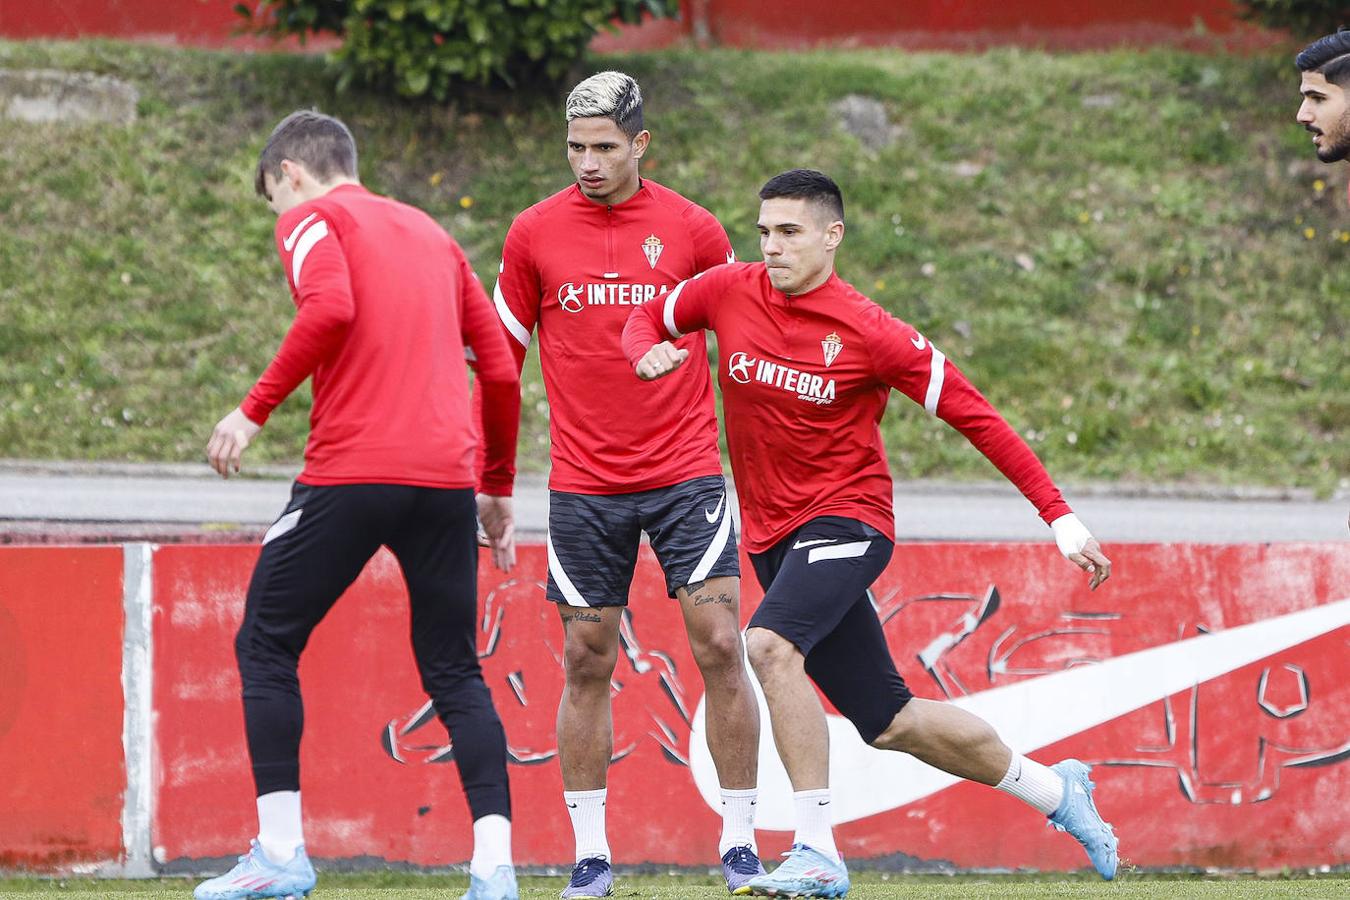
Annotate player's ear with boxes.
[824,220,845,251]
[279,158,304,190]
[631,129,651,160]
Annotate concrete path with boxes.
[1,460,1344,543]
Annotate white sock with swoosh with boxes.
[563,788,610,862]
[996,755,1064,816]
[792,789,840,863]
[719,788,759,856]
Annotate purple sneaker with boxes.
[560,856,612,898]
[722,845,766,895]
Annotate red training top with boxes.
[490,180,733,494]
[242,184,520,493]
[622,262,1071,553]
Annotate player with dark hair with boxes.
[1297,29,1350,164]
[486,71,764,896]
[624,169,1118,897]
[1295,32,1350,533]
[198,109,523,900]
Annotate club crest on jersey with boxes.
[642,234,664,269]
[822,332,843,367]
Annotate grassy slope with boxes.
[0,41,1345,492]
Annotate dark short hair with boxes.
[255,110,358,197]
[1297,29,1350,86]
[758,169,845,224]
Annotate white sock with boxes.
[564,788,610,862]
[792,789,839,863]
[719,788,759,856]
[256,790,304,865]
[996,755,1064,816]
[469,814,512,879]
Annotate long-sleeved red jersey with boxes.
[490,181,733,494]
[242,184,520,493]
[623,262,1071,553]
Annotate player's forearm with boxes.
[621,304,667,368]
[477,378,521,496]
[939,386,1071,524]
[241,304,354,423]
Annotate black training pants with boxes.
[234,482,510,821]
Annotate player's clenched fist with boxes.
[635,340,689,381]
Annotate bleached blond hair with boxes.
[565,71,644,138]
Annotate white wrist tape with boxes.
[1050,513,1092,559]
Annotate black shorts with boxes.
[748,516,913,743]
[546,475,740,606]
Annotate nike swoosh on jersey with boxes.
[791,538,835,550]
[282,212,319,252]
[704,493,725,524]
[688,596,1350,828]
[911,334,926,350]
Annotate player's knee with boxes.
[690,626,745,674]
[561,636,618,686]
[870,711,916,751]
[745,627,796,677]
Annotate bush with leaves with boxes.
[239,0,678,100]
[1238,1,1350,37]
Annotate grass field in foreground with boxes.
[1,873,1347,899]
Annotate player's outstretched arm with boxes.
[206,406,263,479]
[1050,512,1112,590]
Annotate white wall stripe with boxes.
[924,347,946,415]
[290,219,329,289]
[808,539,871,565]
[120,543,155,877]
[547,535,589,607]
[663,279,688,339]
[689,493,732,584]
[493,278,532,349]
[282,212,317,252]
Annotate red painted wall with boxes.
[152,541,1350,871]
[0,547,126,869]
[4,540,1347,872]
[0,0,1252,49]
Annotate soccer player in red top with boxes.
[487,72,763,895]
[1294,31,1350,535]
[200,111,522,900]
[625,170,1119,896]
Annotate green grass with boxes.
[0,40,1346,493]
[0,872,1346,898]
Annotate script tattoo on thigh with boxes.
[560,610,603,627]
[693,591,734,607]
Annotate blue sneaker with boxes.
[193,840,316,900]
[746,843,849,898]
[560,856,613,898]
[462,864,520,900]
[1048,759,1118,880]
[722,844,766,895]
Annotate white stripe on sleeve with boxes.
[663,280,688,339]
[924,346,946,415]
[290,219,329,289]
[493,277,532,349]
